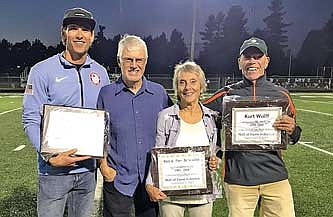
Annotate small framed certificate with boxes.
[151,146,213,196]
[232,107,282,145]
[222,96,289,150]
[40,104,109,158]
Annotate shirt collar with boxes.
[243,74,267,86]
[58,52,94,68]
[170,103,215,119]
[115,76,154,95]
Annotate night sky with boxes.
[1,0,332,55]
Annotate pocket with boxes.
[38,175,69,199]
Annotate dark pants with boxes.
[103,181,158,217]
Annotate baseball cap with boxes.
[62,8,96,30]
[239,37,268,56]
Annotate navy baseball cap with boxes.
[62,8,96,30]
[239,37,268,56]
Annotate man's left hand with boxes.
[273,115,296,135]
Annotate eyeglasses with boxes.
[121,57,146,66]
[242,53,264,60]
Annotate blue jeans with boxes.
[37,170,96,217]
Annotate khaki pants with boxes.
[224,179,295,217]
[159,201,213,217]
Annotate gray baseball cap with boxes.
[62,8,96,30]
[239,37,268,55]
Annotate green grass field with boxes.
[0,92,332,217]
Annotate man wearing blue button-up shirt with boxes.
[97,35,172,217]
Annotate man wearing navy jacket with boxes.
[204,37,301,217]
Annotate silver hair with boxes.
[117,34,148,60]
[173,60,207,97]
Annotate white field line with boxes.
[0,107,21,116]
[299,142,333,157]
[298,109,333,116]
[291,93,333,97]
[92,170,103,216]
[13,145,26,151]
[0,95,23,98]
[295,99,333,105]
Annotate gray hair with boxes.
[173,61,207,96]
[117,34,148,59]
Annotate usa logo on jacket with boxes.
[89,72,101,85]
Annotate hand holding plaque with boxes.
[272,115,296,135]
[48,148,91,167]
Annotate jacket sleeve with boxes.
[212,113,223,159]
[155,111,168,148]
[290,125,302,144]
[101,68,110,87]
[146,111,168,185]
[22,67,48,152]
[282,90,302,144]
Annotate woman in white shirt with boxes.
[146,61,221,217]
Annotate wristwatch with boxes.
[42,153,58,165]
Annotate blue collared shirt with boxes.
[97,77,171,196]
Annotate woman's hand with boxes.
[209,155,218,171]
[146,184,167,202]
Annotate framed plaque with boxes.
[151,146,213,196]
[222,96,289,150]
[40,104,109,158]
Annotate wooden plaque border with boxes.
[151,146,213,196]
[222,96,289,150]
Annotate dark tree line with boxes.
[295,12,333,76]
[0,39,65,75]
[198,5,249,75]
[198,0,294,77]
[0,0,332,78]
[0,27,188,77]
[198,0,333,77]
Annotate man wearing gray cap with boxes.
[204,37,302,217]
[22,7,109,217]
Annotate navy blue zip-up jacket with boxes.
[204,75,302,185]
